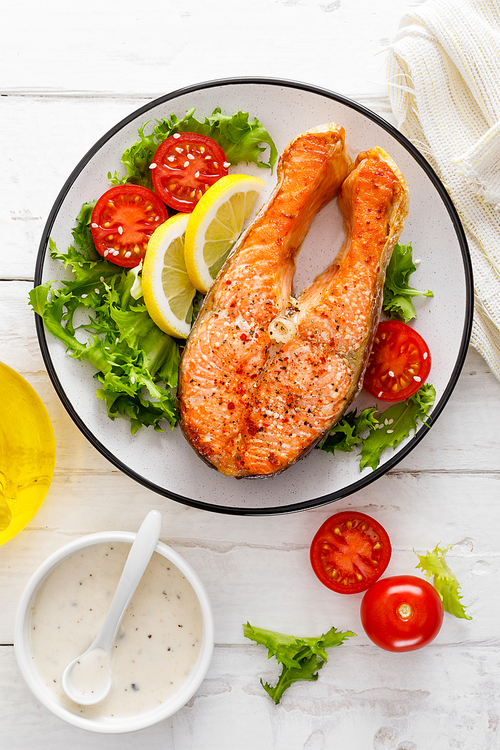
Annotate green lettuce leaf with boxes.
[111,107,278,190]
[359,384,435,470]
[261,654,325,705]
[415,544,472,620]
[320,407,379,454]
[70,200,99,260]
[243,623,355,704]
[383,241,433,323]
[29,206,180,433]
[318,384,435,471]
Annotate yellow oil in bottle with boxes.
[0,362,56,546]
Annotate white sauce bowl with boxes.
[14,530,214,734]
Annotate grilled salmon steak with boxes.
[178,127,409,478]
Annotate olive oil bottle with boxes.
[0,362,55,546]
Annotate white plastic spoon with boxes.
[62,510,162,705]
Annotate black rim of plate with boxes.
[34,76,474,516]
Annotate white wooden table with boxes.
[2,1,499,748]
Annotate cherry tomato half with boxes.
[310,511,392,594]
[151,132,229,212]
[90,185,168,267]
[363,320,431,402]
[360,575,444,652]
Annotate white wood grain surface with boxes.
[2,1,499,748]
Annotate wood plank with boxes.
[2,0,425,98]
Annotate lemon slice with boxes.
[184,174,266,293]
[142,213,196,339]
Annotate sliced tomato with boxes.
[310,511,392,594]
[151,132,229,212]
[90,185,168,268]
[360,575,444,652]
[363,320,431,402]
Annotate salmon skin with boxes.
[178,127,409,478]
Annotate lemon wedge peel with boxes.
[184,174,266,293]
[142,213,195,339]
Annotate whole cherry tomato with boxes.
[363,320,431,402]
[310,511,392,594]
[360,575,444,652]
[90,185,168,267]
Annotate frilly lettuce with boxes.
[415,544,472,620]
[29,203,179,434]
[383,241,434,323]
[319,384,436,471]
[243,622,355,704]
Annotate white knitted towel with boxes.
[387,0,500,380]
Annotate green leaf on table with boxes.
[243,623,355,704]
[415,544,472,620]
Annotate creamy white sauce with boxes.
[29,543,203,718]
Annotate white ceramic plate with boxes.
[35,78,472,515]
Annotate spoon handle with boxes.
[92,510,163,652]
